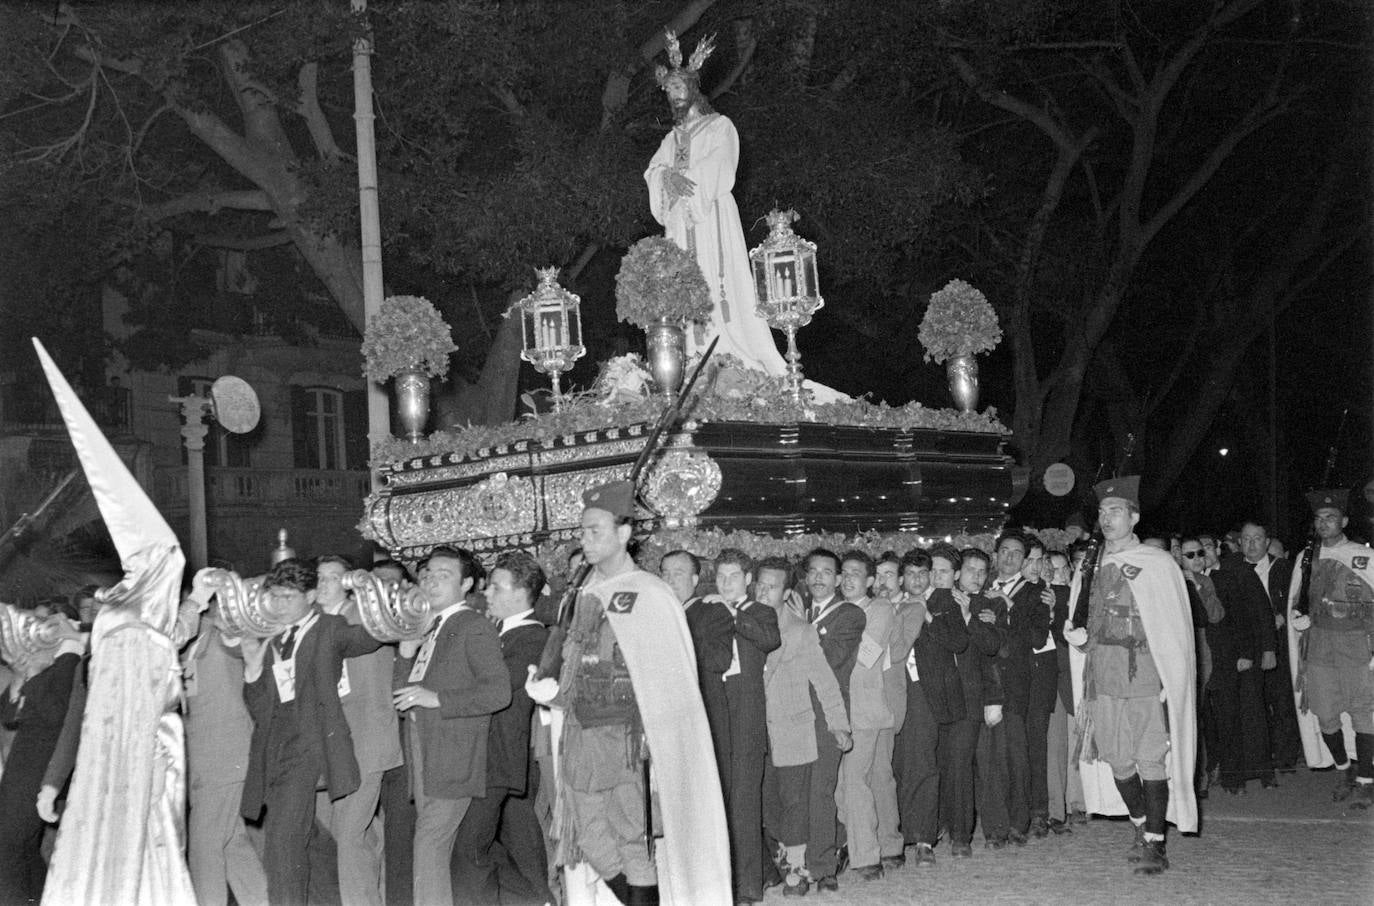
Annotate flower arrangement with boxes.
[614,237,712,329]
[917,278,1002,364]
[595,353,653,406]
[361,295,458,383]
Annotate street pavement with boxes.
[756,767,1374,905]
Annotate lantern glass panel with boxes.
[567,305,582,347]
[802,254,818,298]
[521,307,538,351]
[752,256,769,303]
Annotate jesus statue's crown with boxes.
[655,29,716,88]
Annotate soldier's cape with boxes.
[1285,539,1372,767]
[586,568,731,905]
[1069,540,1198,833]
[34,340,197,906]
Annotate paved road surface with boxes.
[755,767,1374,905]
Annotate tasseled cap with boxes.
[582,480,636,519]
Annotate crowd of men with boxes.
[2,479,1372,906]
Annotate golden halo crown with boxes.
[655,29,716,88]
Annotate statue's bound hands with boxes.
[666,169,696,202]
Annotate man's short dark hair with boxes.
[994,531,1027,553]
[928,543,961,571]
[661,549,701,576]
[419,546,481,584]
[317,554,354,571]
[901,548,933,572]
[1026,537,1046,556]
[960,547,991,570]
[372,558,406,578]
[755,556,794,581]
[715,547,754,575]
[877,550,901,570]
[805,548,841,573]
[263,557,318,593]
[493,551,546,604]
[840,549,874,577]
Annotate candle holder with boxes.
[514,267,586,411]
[749,209,824,404]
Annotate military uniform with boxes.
[1287,489,1374,804]
[1073,477,1195,876]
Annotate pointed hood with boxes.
[33,339,184,634]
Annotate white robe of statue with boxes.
[645,114,843,402]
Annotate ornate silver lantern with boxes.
[515,267,586,411]
[749,209,824,404]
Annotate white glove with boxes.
[984,704,1003,728]
[36,785,59,823]
[1064,625,1088,647]
[1290,613,1312,632]
[525,664,559,705]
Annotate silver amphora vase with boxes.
[645,316,686,396]
[946,353,979,412]
[392,368,430,443]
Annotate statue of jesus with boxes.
[644,32,796,377]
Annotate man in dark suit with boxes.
[661,549,733,781]
[802,548,865,892]
[452,552,552,906]
[705,548,780,904]
[1239,522,1302,771]
[985,532,1051,844]
[893,548,968,866]
[393,547,510,906]
[1210,537,1277,794]
[239,558,386,906]
[0,618,84,905]
[315,555,402,906]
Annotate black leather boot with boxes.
[605,873,631,905]
[1133,839,1169,875]
[626,884,660,905]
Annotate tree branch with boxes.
[193,231,293,250]
[709,19,756,101]
[143,189,274,220]
[297,62,349,162]
[599,0,719,129]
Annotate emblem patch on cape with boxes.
[608,591,638,613]
[1354,557,1369,570]
[1121,564,1142,580]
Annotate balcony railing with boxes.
[155,466,370,511]
[1,383,131,431]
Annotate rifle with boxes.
[1069,531,1103,633]
[1294,407,1347,620]
[1068,433,1135,632]
[533,337,719,681]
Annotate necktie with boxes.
[277,625,299,660]
[408,616,443,682]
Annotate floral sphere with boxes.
[615,236,712,329]
[361,295,458,383]
[917,278,1002,364]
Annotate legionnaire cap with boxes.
[1094,475,1141,508]
[1305,489,1348,514]
[583,480,636,519]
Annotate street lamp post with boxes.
[170,376,260,572]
